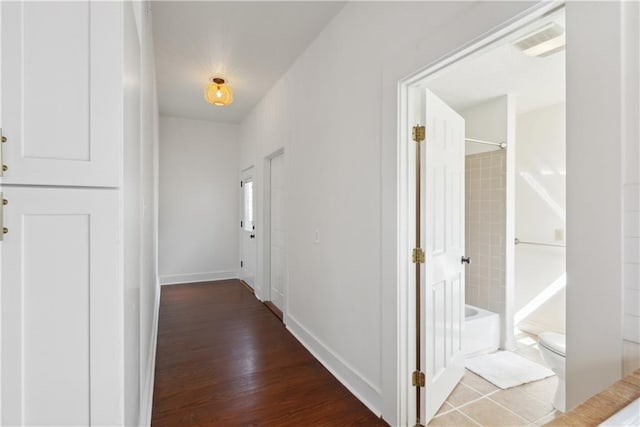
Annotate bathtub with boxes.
[464,304,500,358]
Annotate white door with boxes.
[422,89,466,422]
[0,1,121,187]
[269,153,286,311]
[1,187,121,426]
[240,169,256,288]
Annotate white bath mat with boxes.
[465,351,555,389]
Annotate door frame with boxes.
[261,148,285,308]
[392,3,564,425]
[240,165,256,289]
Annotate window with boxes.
[243,180,253,231]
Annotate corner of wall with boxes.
[138,277,161,427]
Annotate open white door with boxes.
[240,168,256,288]
[269,152,286,311]
[422,89,466,422]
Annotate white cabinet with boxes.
[0,1,125,424]
[0,1,121,187]
[0,186,122,426]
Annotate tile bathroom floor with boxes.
[428,330,560,426]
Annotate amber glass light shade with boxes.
[204,77,234,106]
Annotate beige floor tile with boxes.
[428,410,479,426]
[519,376,558,403]
[445,383,483,407]
[435,401,453,417]
[535,410,562,426]
[459,397,529,426]
[489,387,554,422]
[461,370,499,395]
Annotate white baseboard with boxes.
[139,280,161,427]
[285,314,382,416]
[159,271,238,285]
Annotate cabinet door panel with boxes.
[1,1,121,187]
[1,187,122,426]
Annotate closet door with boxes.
[0,187,122,426]
[0,1,121,187]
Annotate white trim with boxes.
[286,314,382,417]
[261,156,272,303]
[138,279,161,427]
[239,166,257,291]
[159,271,238,285]
[261,147,285,306]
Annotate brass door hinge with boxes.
[412,370,425,387]
[0,193,6,241]
[0,127,6,177]
[412,125,425,143]
[412,248,425,264]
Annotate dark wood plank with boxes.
[152,280,387,426]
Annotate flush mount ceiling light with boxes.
[204,77,234,106]
[514,22,566,57]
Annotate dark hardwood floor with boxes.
[152,280,388,426]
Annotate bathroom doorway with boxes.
[399,4,567,425]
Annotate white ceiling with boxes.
[152,1,345,123]
[426,12,566,114]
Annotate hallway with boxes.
[151,280,387,426]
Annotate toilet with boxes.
[538,332,566,412]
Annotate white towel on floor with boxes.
[465,351,555,389]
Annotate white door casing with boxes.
[422,89,466,422]
[240,168,256,288]
[269,152,286,311]
[0,1,121,187]
[0,187,122,426]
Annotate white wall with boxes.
[515,103,566,335]
[623,0,640,344]
[123,4,141,424]
[123,2,161,426]
[137,2,162,425]
[159,116,239,285]
[239,0,638,422]
[565,0,636,409]
[239,2,537,422]
[462,98,508,156]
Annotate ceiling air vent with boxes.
[514,22,565,57]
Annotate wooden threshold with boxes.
[264,301,283,322]
[547,369,640,426]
